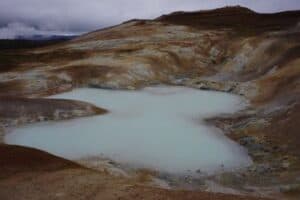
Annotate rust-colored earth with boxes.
[0,6,299,200]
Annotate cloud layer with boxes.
[0,22,77,39]
[0,0,299,39]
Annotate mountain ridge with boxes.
[0,6,299,199]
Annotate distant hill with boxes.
[15,34,77,41]
[156,6,300,35]
[0,6,300,199]
[0,35,76,50]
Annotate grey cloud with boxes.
[0,22,78,39]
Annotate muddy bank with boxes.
[0,97,107,128]
[0,144,81,179]
[0,145,269,200]
[0,6,299,200]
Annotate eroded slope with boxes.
[0,6,299,200]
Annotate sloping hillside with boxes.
[0,6,299,200]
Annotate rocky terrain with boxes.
[0,6,299,200]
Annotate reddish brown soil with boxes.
[0,6,299,200]
[0,144,80,179]
[266,103,300,158]
[0,145,270,200]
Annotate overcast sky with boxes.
[0,0,299,39]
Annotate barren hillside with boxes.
[0,6,299,200]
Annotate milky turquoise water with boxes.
[5,86,252,174]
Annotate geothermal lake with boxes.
[5,86,252,174]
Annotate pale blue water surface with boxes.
[5,86,252,174]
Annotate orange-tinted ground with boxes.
[0,6,299,200]
[0,145,269,200]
